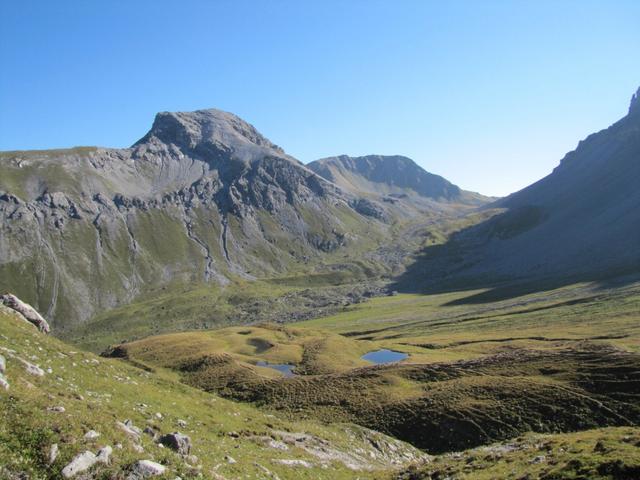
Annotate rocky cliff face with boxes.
[308,155,463,200]
[307,155,490,219]
[0,110,388,328]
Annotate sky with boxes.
[1,1,639,197]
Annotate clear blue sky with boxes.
[1,1,638,196]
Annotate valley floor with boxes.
[3,274,639,479]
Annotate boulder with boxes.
[60,444,113,478]
[61,451,98,478]
[1,293,51,333]
[96,446,112,464]
[128,460,166,478]
[61,446,111,478]
[159,432,191,455]
[84,430,100,440]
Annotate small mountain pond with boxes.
[361,349,409,364]
[256,361,296,377]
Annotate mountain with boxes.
[308,155,490,218]
[0,109,393,328]
[399,87,640,292]
[0,110,491,331]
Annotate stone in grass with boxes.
[117,419,142,440]
[61,446,112,478]
[127,460,166,479]
[159,432,191,455]
[84,430,100,440]
[274,459,314,468]
[49,443,59,464]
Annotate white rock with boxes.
[0,355,5,373]
[20,359,45,376]
[0,374,8,390]
[49,443,59,464]
[274,459,313,468]
[131,443,144,453]
[129,460,166,477]
[268,439,288,451]
[225,455,237,464]
[0,293,51,333]
[48,406,66,413]
[116,420,141,440]
[61,446,112,477]
[61,451,97,478]
[84,430,100,440]
[96,446,112,464]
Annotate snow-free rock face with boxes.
[308,155,490,219]
[309,155,462,200]
[0,110,379,328]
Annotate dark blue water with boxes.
[256,361,296,377]
[361,349,408,364]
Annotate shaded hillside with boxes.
[396,87,640,294]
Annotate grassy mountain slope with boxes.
[109,279,640,455]
[0,305,427,479]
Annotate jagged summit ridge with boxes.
[134,108,287,164]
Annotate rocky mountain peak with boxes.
[309,154,464,201]
[629,86,640,116]
[133,108,285,161]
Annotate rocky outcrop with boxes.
[350,198,386,220]
[158,432,191,455]
[1,294,50,333]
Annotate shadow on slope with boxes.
[391,205,640,305]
